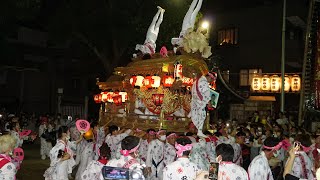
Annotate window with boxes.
[218,28,239,45]
[239,69,262,86]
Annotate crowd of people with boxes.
[1,110,320,180]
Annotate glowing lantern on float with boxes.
[261,75,270,91]
[94,94,102,103]
[143,76,153,88]
[182,77,194,86]
[270,75,280,92]
[152,94,164,106]
[101,92,114,103]
[113,95,123,106]
[119,92,128,102]
[130,75,136,86]
[174,62,183,79]
[151,75,161,88]
[135,75,144,87]
[251,76,261,91]
[162,75,174,87]
[291,75,301,92]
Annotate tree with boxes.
[46,0,197,74]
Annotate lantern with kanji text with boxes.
[143,76,153,88]
[261,75,270,91]
[251,76,261,91]
[94,94,102,103]
[284,76,291,92]
[270,75,280,92]
[151,75,161,88]
[174,62,183,79]
[113,95,123,106]
[162,75,174,87]
[101,92,114,103]
[291,75,301,92]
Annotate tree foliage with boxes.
[46,0,202,74]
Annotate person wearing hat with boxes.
[146,129,166,180]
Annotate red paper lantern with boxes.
[152,94,164,106]
[143,76,153,88]
[119,92,128,102]
[101,92,114,103]
[174,63,183,79]
[94,94,102,103]
[113,95,122,106]
[129,75,137,86]
[162,76,174,87]
[151,76,161,88]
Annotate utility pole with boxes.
[280,0,287,112]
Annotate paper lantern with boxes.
[129,75,136,86]
[251,76,261,91]
[181,77,194,86]
[163,76,174,87]
[284,76,291,92]
[291,75,301,92]
[261,75,270,91]
[151,76,161,88]
[113,95,122,106]
[270,75,280,92]
[152,94,164,106]
[130,75,144,87]
[94,94,102,103]
[143,76,153,88]
[174,62,183,79]
[101,92,114,103]
[119,92,128,102]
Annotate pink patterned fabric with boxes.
[120,143,140,157]
[175,143,193,157]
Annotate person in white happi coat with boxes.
[75,129,95,180]
[189,138,210,171]
[0,135,17,180]
[215,143,248,180]
[81,143,111,180]
[43,126,83,180]
[107,136,145,179]
[188,73,215,138]
[287,136,315,179]
[163,137,201,180]
[105,125,132,160]
[232,131,246,166]
[138,129,156,162]
[135,6,165,57]
[248,137,281,180]
[92,122,106,160]
[9,122,23,148]
[163,133,177,167]
[39,118,53,160]
[146,130,166,180]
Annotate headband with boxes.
[157,130,166,135]
[166,133,177,139]
[135,128,143,133]
[293,141,311,152]
[120,143,140,157]
[263,142,283,151]
[207,72,215,79]
[148,131,156,135]
[175,142,193,157]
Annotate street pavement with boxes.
[17,141,50,180]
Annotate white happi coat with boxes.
[105,131,130,160]
[217,135,235,145]
[93,127,105,160]
[81,160,105,180]
[232,143,243,166]
[107,155,142,169]
[188,76,211,134]
[0,154,16,180]
[10,131,23,148]
[163,143,176,167]
[75,140,88,165]
[248,151,273,180]
[39,124,53,157]
[287,151,315,179]
[206,139,216,163]
[163,158,200,180]
[146,139,165,180]
[43,140,77,180]
[139,139,149,162]
[75,142,95,180]
[218,162,248,180]
[189,140,210,171]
